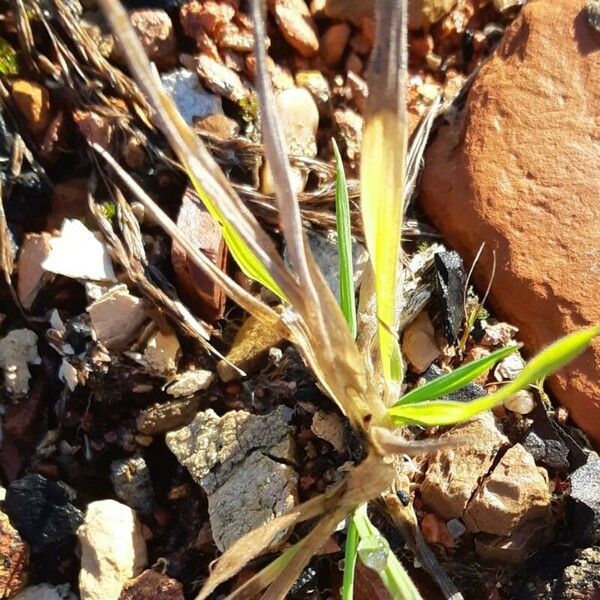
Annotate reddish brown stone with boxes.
[130,9,176,70]
[421,0,600,442]
[320,23,351,67]
[0,512,29,597]
[269,0,320,57]
[11,80,50,136]
[171,188,227,322]
[118,569,184,600]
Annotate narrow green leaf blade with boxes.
[353,505,422,600]
[394,344,520,407]
[341,513,359,600]
[389,325,600,426]
[186,169,287,301]
[333,139,357,339]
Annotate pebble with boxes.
[423,364,486,402]
[0,329,40,396]
[420,512,455,548]
[464,444,551,536]
[195,53,249,102]
[505,389,536,415]
[165,406,297,550]
[333,107,363,161]
[16,232,53,310]
[569,451,600,544]
[494,353,525,381]
[310,410,346,454]
[216,314,287,382]
[136,397,201,435]
[434,250,466,345]
[294,70,330,110]
[165,368,214,397]
[11,80,51,135]
[5,474,84,548]
[160,68,222,126]
[118,569,184,600]
[141,329,180,377]
[78,500,147,600]
[0,512,29,598]
[130,9,176,70]
[261,86,319,194]
[110,456,155,515]
[87,285,148,351]
[402,311,440,374]
[421,412,508,519]
[588,0,600,34]
[270,0,320,57]
[194,113,240,140]
[320,23,351,67]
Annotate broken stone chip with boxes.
[433,250,466,345]
[87,285,148,351]
[402,310,440,374]
[16,232,53,310]
[421,412,508,519]
[464,444,551,536]
[165,369,214,398]
[165,406,297,551]
[42,219,116,282]
[311,410,346,454]
[0,329,41,396]
[141,329,180,378]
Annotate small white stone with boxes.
[165,369,214,397]
[0,328,40,396]
[161,68,222,125]
[42,219,116,282]
[78,500,147,600]
[494,352,525,381]
[446,518,466,539]
[505,389,536,415]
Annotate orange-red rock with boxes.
[0,511,29,597]
[421,0,600,442]
[11,80,50,135]
[320,22,351,67]
[171,188,227,322]
[130,9,176,70]
[269,0,320,57]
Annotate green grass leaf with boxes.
[393,344,520,407]
[333,139,357,339]
[341,513,359,600]
[0,37,18,75]
[388,325,600,426]
[352,505,422,600]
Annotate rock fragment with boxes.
[260,87,319,194]
[165,368,214,397]
[269,0,319,57]
[87,285,148,350]
[333,107,363,161]
[311,410,345,454]
[130,9,176,69]
[0,329,40,396]
[505,389,535,415]
[5,474,84,548]
[78,500,147,600]
[160,68,222,126]
[320,23,351,67]
[136,397,201,435]
[433,250,466,345]
[171,188,227,322]
[110,456,155,515]
[551,546,600,600]
[569,451,600,544]
[0,511,29,598]
[11,80,50,135]
[17,233,53,309]
[464,444,551,536]
[402,311,440,374]
[43,219,116,282]
[421,412,508,519]
[216,314,286,382]
[294,70,330,111]
[166,406,297,550]
[588,0,600,34]
[421,0,600,442]
[195,54,249,102]
[140,329,180,377]
[118,569,184,600]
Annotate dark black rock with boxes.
[422,364,486,402]
[433,251,467,345]
[5,474,84,548]
[64,318,93,354]
[568,451,600,545]
[522,405,570,471]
